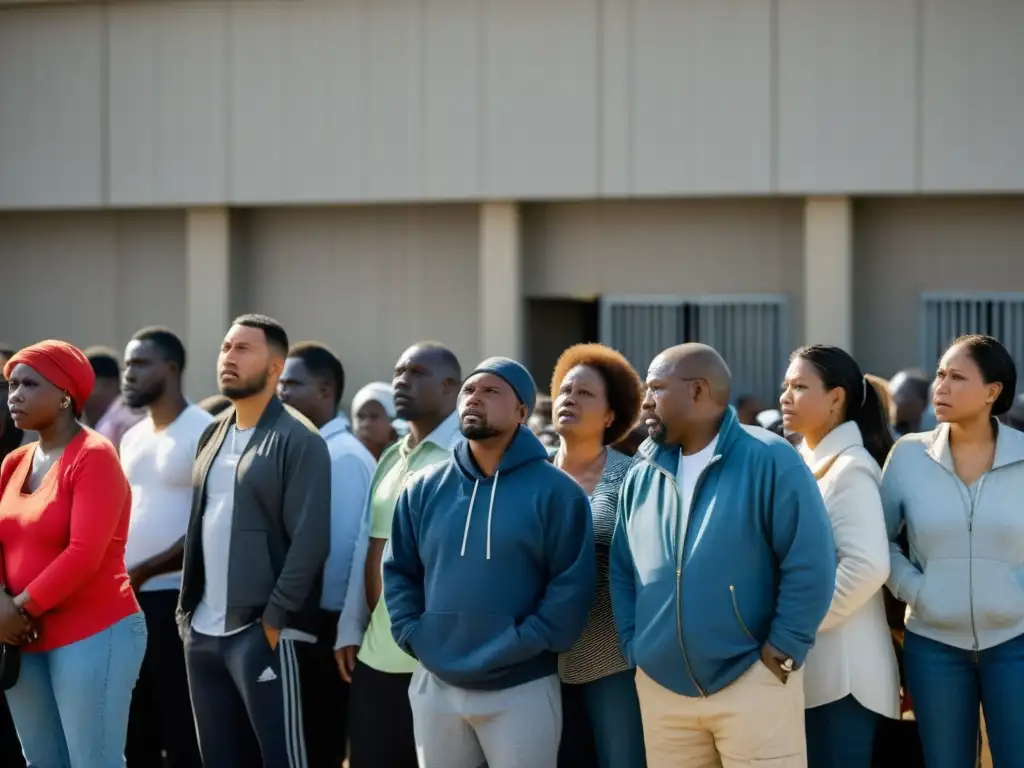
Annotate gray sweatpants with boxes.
[408,668,562,768]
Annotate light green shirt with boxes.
[357,411,460,673]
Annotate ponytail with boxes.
[857,376,895,469]
[791,345,894,469]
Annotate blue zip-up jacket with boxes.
[383,425,595,691]
[609,407,836,697]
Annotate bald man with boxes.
[610,344,836,767]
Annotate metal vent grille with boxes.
[921,293,1024,388]
[599,295,789,403]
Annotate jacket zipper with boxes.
[934,463,985,659]
[730,585,756,641]
[643,454,719,698]
[967,475,986,660]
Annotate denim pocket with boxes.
[127,612,148,637]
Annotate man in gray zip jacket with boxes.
[177,314,331,768]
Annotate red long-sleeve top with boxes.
[0,429,139,652]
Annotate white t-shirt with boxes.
[121,404,214,593]
[192,425,254,637]
[676,434,719,530]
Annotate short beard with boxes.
[461,422,501,441]
[649,423,669,445]
[219,371,268,401]
[124,381,165,410]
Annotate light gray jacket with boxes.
[882,421,1024,651]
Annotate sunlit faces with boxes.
[122,339,170,410]
[459,372,524,440]
[4,363,65,432]
[642,355,696,445]
[933,343,1003,424]
[354,399,394,454]
[779,356,844,440]
[553,365,613,440]
[218,324,278,401]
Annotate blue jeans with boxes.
[904,630,1024,768]
[805,695,880,768]
[581,669,647,768]
[6,612,148,768]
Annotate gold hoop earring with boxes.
[60,397,71,410]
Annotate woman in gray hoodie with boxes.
[882,334,1024,768]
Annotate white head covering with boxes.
[351,382,397,422]
[350,382,409,436]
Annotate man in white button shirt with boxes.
[120,327,212,768]
[278,341,375,768]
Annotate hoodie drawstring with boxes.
[460,481,479,557]
[460,471,500,560]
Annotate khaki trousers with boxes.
[636,662,807,768]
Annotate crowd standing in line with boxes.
[612,343,836,767]
[1,342,147,766]
[549,344,647,768]
[336,342,463,768]
[385,356,595,767]
[278,341,377,766]
[781,346,901,765]
[120,328,209,768]
[0,318,1022,768]
[883,336,1023,767]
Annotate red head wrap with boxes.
[2,341,96,417]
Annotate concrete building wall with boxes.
[854,197,1024,378]
[0,209,187,358]
[2,0,1023,209]
[235,205,480,405]
[3,198,1024,401]
[523,199,805,337]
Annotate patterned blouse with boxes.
[556,448,633,685]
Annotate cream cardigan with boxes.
[799,421,900,717]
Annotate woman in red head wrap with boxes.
[0,340,146,766]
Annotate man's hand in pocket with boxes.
[263,623,280,651]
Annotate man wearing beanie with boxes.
[383,357,596,767]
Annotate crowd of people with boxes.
[0,317,1022,768]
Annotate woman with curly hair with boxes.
[550,344,646,768]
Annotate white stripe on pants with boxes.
[280,638,309,768]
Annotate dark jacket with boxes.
[177,397,331,638]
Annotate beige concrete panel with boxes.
[803,197,853,350]
[920,0,1024,191]
[598,0,632,195]
[228,0,367,203]
[422,0,481,198]
[631,0,773,194]
[522,199,804,341]
[776,0,917,193]
[482,0,600,197]
[362,1,424,200]
[0,211,186,352]
[185,208,232,399]
[853,197,1024,378]
[107,2,228,205]
[479,202,523,360]
[0,6,104,207]
[236,205,479,408]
